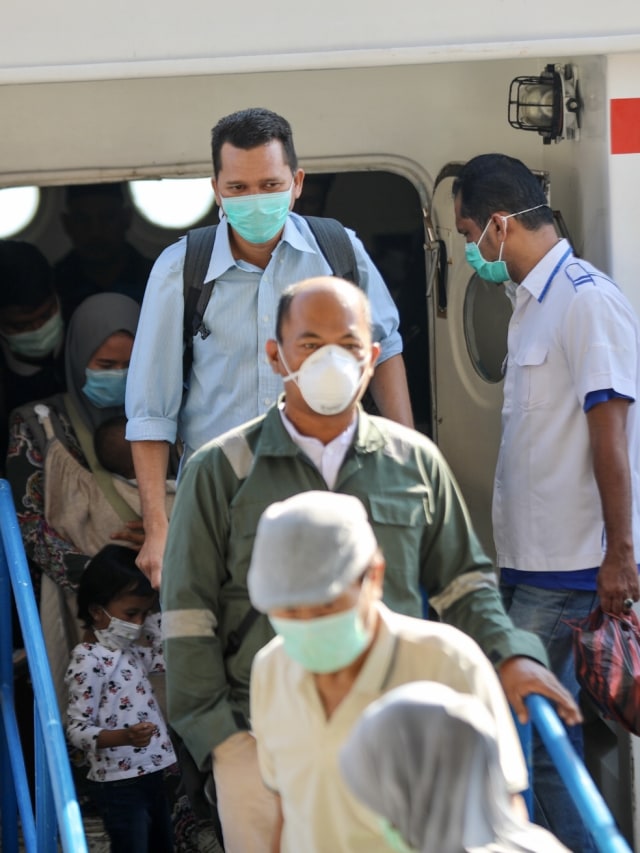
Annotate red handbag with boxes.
[570,605,640,736]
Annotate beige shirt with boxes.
[251,603,528,853]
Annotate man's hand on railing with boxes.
[498,656,582,726]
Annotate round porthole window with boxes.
[0,186,41,238]
[463,274,513,383]
[128,178,214,229]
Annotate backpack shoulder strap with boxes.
[183,225,218,385]
[303,216,360,287]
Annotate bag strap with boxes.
[223,606,261,660]
[183,225,218,386]
[304,215,360,287]
[63,393,139,523]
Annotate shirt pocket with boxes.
[512,343,550,410]
[368,495,426,597]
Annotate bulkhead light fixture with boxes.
[508,63,582,144]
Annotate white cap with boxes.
[247,491,378,612]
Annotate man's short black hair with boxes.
[452,154,554,230]
[211,108,298,178]
[0,240,54,311]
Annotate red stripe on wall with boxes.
[611,98,640,155]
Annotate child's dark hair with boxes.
[77,544,155,627]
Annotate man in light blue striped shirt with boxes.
[125,107,413,588]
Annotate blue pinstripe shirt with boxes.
[126,214,402,454]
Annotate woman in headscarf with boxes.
[6,293,142,710]
[7,292,142,590]
[339,681,570,853]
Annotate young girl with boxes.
[65,544,176,852]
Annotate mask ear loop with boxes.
[480,202,546,250]
[496,216,509,262]
[476,218,493,248]
[276,344,299,385]
[353,351,376,406]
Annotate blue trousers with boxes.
[88,769,174,853]
[501,582,598,853]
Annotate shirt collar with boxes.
[278,405,358,450]
[204,212,317,280]
[280,213,320,254]
[205,217,236,280]
[519,238,572,302]
[257,401,386,458]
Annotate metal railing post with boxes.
[0,480,87,853]
[525,694,632,853]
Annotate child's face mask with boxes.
[94,607,143,650]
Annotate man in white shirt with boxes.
[454,152,640,852]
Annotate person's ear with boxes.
[367,551,386,600]
[266,339,284,375]
[291,169,305,204]
[369,342,381,371]
[491,212,510,243]
[211,177,222,208]
[88,604,106,627]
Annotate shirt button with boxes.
[264,397,272,406]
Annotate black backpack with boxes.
[182,216,360,386]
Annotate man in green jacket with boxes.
[161,275,579,853]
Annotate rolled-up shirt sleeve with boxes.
[125,241,187,444]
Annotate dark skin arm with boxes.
[368,354,414,428]
[587,398,639,614]
[130,439,171,589]
[499,657,582,725]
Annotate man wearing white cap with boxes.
[248,490,530,852]
[161,275,578,851]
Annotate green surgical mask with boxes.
[4,310,64,360]
[379,818,416,852]
[220,182,293,244]
[269,604,372,673]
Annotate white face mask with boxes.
[279,344,369,415]
[94,608,143,650]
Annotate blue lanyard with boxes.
[537,246,573,303]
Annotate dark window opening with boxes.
[294,171,431,435]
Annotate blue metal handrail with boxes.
[0,479,87,853]
[523,694,631,853]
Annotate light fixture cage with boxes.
[508,63,581,144]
